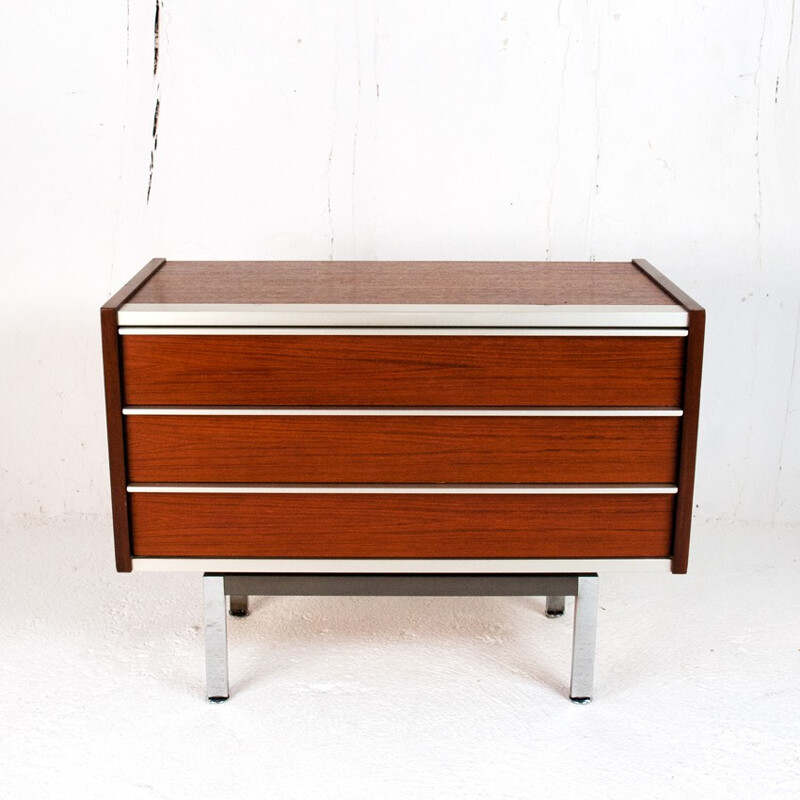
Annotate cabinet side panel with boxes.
[672,308,705,572]
[100,258,166,571]
[631,260,705,573]
[101,308,131,572]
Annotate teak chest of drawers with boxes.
[102,259,704,702]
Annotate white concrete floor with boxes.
[1,515,798,799]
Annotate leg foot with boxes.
[569,575,598,703]
[204,574,229,702]
[545,595,565,618]
[229,595,249,617]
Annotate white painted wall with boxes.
[1,1,798,528]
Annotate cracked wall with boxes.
[0,1,798,529]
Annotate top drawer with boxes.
[120,333,685,408]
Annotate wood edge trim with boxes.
[632,259,704,313]
[130,557,674,573]
[632,258,704,571]
[671,307,705,573]
[101,307,132,572]
[101,256,166,571]
[102,258,167,310]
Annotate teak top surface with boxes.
[126,261,680,307]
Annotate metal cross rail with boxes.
[203,572,599,704]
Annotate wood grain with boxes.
[671,308,705,572]
[633,259,705,573]
[125,415,680,484]
[130,492,675,558]
[121,335,686,408]
[632,259,705,313]
[126,261,679,306]
[100,257,165,572]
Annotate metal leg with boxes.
[229,595,249,617]
[569,575,599,704]
[545,595,565,618]
[204,574,229,702]
[196,572,597,704]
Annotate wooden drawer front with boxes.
[129,493,674,558]
[125,415,679,484]
[121,335,685,407]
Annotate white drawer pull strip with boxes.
[131,557,672,574]
[127,484,678,494]
[118,304,689,328]
[123,407,683,417]
[119,326,688,337]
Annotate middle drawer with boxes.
[125,415,679,484]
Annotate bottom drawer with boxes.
[129,492,674,559]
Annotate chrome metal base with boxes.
[569,575,599,702]
[229,595,249,617]
[203,575,229,702]
[202,572,599,703]
[546,595,566,617]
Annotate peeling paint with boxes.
[327,145,334,256]
[125,0,130,67]
[153,0,161,74]
[373,4,380,102]
[753,4,766,271]
[146,98,159,204]
[545,0,571,260]
[592,22,602,200]
[351,4,362,259]
[773,301,800,517]
[151,97,160,140]
[147,0,163,204]
[587,10,603,262]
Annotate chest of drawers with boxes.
[101,259,704,701]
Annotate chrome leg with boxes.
[569,575,599,704]
[198,572,597,704]
[204,574,229,702]
[545,595,565,617]
[229,595,249,617]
